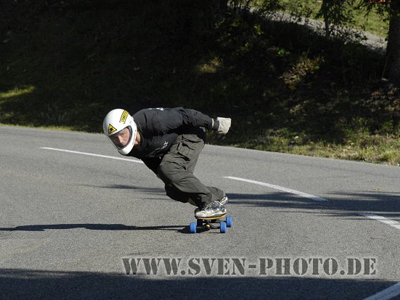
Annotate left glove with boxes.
[212,117,231,135]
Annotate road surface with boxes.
[0,126,399,299]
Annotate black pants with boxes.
[157,133,224,208]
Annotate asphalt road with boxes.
[0,126,399,300]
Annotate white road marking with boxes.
[40,149,400,234]
[225,177,400,230]
[40,148,400,299]
[225,176,328,202]
[226,176,400,300]
[363,282,400,300]
[360,213,400,231]
[40,147,144,164]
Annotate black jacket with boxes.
[127,107,214,173]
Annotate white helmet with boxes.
[103,109,137,155]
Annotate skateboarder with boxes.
[102,107,231,218]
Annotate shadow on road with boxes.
[86,184,166,193]
[89,184,400,219]
[0,224,183,232]
[4,189,396,235]
[0,268,395,300]
[228,191,400,219]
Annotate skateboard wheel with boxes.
[226,216,232,227]
[190,222,197,233]
[220,222,227,233]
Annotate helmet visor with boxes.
[109,127,132,149]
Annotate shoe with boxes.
[195,201,227,218]
[219,195,229,206]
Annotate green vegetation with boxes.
[276,0,390,37]
[1,0,399,165]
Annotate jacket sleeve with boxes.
[161,107,215,132]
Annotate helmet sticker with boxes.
[108,123,117,135]
[120,110,129,124]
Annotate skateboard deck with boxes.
[189,214,232,233]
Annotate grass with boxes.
[0,0,399,166]
[277,0,389,37]
[0,86,36,101]
[233,132,400,166]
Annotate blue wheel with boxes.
[190,222,197,233]
[220,222,227,233]
[226,216,233,228]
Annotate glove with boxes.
[212,117,231,135]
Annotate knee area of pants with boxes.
[158,167,182,183]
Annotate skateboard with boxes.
[189,214,232,233]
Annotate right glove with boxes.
[213,117,231,135]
